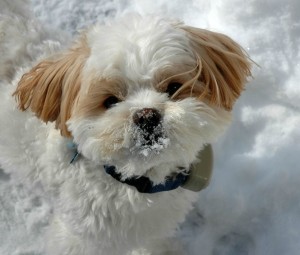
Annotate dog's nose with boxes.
[133,108,162,132]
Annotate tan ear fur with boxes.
[13,36,90,137]
[180,26,252,110]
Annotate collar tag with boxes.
[181,144,213,192]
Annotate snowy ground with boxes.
[1,0,300,254]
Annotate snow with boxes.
[1,0,300,254]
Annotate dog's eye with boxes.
[103,96,120,109]
[166,82,182,97]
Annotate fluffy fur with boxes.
[0,11,251,255]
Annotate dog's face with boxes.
[14,15,251,178]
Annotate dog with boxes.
[0,12,251,255]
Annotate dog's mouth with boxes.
[131,123,170,156]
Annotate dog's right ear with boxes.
[13,36,90,137]
[179,26,252,110]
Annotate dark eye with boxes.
[166,82,182,97]
[103,96,120,109]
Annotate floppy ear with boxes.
[13,36,90,137]
[180,26,252,110]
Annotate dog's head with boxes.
[14,15,251,178]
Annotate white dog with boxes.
[0,9,251,255]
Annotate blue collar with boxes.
[104,165,189,194]
[68,141,189,193]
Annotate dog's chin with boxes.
[101,137,175,178]
[112,143,184,181]
[130,137,170,157]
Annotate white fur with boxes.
[0,11,234,255]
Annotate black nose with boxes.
[133,108,162,132]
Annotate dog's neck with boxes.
[67,140,213,194]
[67,140,190,193]
[103,165,189,193]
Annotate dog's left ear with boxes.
[180,26,252,110]
[14,36,90,137]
